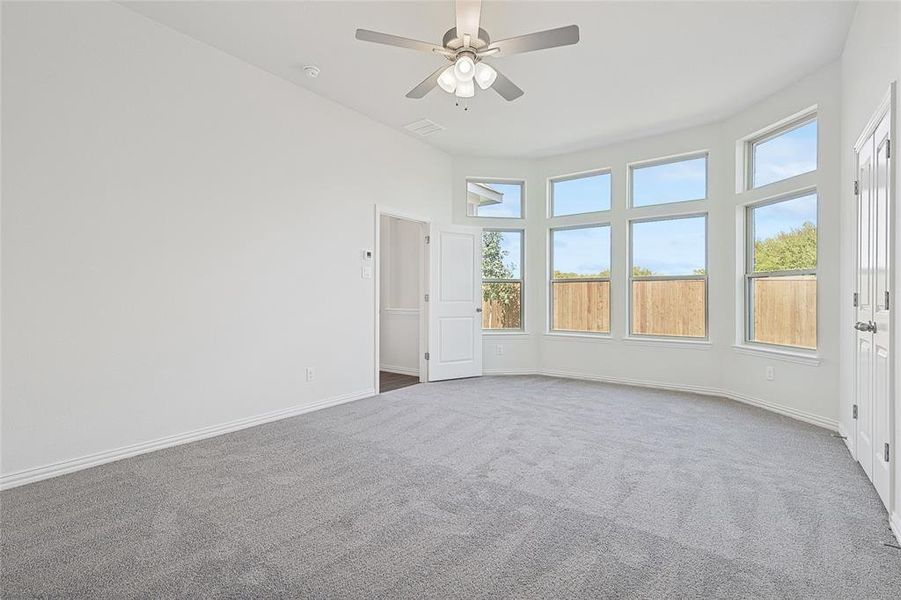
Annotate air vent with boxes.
[404,118,445,137]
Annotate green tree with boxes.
[632,266,654,277]
[754,222,817,271]
[482,232,520,328]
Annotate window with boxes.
[550,225,611,333]
[481,230,523,330]
[550,170,611,216]
[630,215,707,338]
[749,117,817,189]
[746,192,817,349]
[467,179,523,218]
[631,154,707,207]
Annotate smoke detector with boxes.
[303,65,320,79]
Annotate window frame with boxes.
[549,168,613,218]
[628,151,709,209]
[466,178,526,220]
[746,112,818,191]
[744,188,818,351]
[628,213,709,340]
[482,228,525,332]
[548,222,613,335]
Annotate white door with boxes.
[428,225,483,381]
[854,110,893,509]
[871,112,892,506]
[855,135,875,483]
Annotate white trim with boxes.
[853,86,893,152]
[483,367,537,375]
[891,512,901,544]
[543,332,615,342]
[0,388,375,491]
[481,369,837,431]
[382,308,420,317]
[379,364,420,377]
[731,344,821,366]
[622,336,712,350]
[483,331,532,338]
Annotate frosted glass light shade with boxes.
[454,56,475,82]
[437,66,457,93]
[474,62,497,90]
[454,78,474,98]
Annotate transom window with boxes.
[550,225,611,333]
[481,230,523,330]
[746,192,817,349]
[749,116,817,189]
[550,170,612,216]
[631,154,707,207]
[630,215,707,338]
[467,179,524,218]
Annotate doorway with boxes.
[852,88,893,510]
[375,210,429,394]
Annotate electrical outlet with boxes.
[495,344,504,356]
[305,367,315,382]
[765,366,774,381]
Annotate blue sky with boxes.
[753,120,817,188]
[553,226,611,275]
[476,182,522,218]
[632,216,706,275]
[553,173,611,216]
[753,193,817,241]
[632,157,706,207]
[496,231,522,277]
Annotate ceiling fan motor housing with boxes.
[442,27,491,52]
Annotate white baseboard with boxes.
[484,368,839,431]
[379,364,419,377]
[483,367,537,375]
[891,512,901,544]
[0,388,375,491]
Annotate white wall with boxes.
[379,216,421,375]
[0,2,452,482]
[838,0,900,534]
[455,63,842,429]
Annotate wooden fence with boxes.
[485,277,816,348]
[631,280,706,337]
[751,275,816,349]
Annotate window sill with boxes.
[543,332,614,342]
[731,344,820,366]
[622,336,711,350]
[483,331,530,338]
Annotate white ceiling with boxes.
[123,1,856,158]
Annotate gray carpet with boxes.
[2,375,900,599]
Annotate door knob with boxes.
[476,307,483,313]
[854,321,876,333]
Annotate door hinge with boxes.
[853,404,858,420]
[885,442,890,463]
[887,139,892,159]
[424,352,430,361]
[853,180,860,196]
[424,235,430,244]
[886,291,890,310]
[424,293,429,302]
[853,292,859,307]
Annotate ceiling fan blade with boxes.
[355,29,444,54]
[455,0,482,42]
[487,25,579,56]
[405,65,448,99]
[490,67,524,101]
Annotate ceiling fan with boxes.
[355,0,579,102]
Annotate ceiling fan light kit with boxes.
[355,0,579,103]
